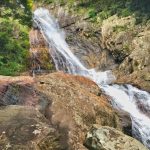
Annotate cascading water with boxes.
[33,8,150,149]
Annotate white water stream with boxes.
[34,8,150,149]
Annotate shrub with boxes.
[0,18,30,76]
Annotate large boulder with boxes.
[114,69,150,93]
[35,72,122,150]
[84,125,148,150]
[0,73,123,150]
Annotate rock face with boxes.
[84,125,148,150]
[35,72,122,150]
[29,28,55,74]
[33,4,150,91]
[0,76,36,106]
[0,73,123,150]
[0,105,65,150]
[101,15,136,63]
[40,5,117,71]
[100,16,149,91]
[113,26,150,92]
[114,70,150,92]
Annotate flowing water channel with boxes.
[33,8,150,149]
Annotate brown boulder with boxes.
[35,72,122,150]
[0,73,123,149]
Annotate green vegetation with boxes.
[37,0,150,24]
[0,0,33,26]
[0,0,33,75]
[0,19,30,75]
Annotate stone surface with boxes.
[35,72,122,150]
[117,111,132,136]
[84,125,148,150]
[101,15,141,66]
[0,76,36,106]
[119,29,150,73]
[114,69,150,93]
[0,105,65,150]
[101,16,150,91]
[29,28,55,74]
[0,73,123,150]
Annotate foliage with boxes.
[0,0,33,26]
[0,1,32,75]
[0,19,30,75]
[88,9,97,18]
[38,0,150,24]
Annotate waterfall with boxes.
[33,8,150,149]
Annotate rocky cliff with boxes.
[33,2,150,92]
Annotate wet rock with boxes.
[114,69,150,93]
[84,125,148,150]
[29,28,55,73]
[33,4,150,91]
[52,6,150,91]
[42,5,117,71]
[136,100,150,118]
[117,111,132,136]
